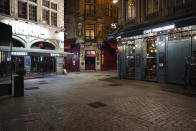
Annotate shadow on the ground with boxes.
[161,86,196,97]
[98,77,119,82]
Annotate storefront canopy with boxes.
[0,22,12,42]
[0,46,73,57]
[109,15,196,39]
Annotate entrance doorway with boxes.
[85,57,95,70]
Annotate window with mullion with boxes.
[18,1,27,19]
[29,5,37,21]
[42,0,50,8]
[128,0,136,18]
[51,3,57,11]
[0,0,10,15]
[42,9,49,24]
[51,12,57,26]
[85,25,95,40]
[147,0,159,14]
[85,0,95,16]
[29,0,37,3]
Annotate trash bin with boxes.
[14,76,24,97]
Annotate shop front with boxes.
[80,43,101,71]
[116,16,196,84]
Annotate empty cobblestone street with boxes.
[0,71,196,131]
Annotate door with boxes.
[85,57,95,70]
[167,39,191,84]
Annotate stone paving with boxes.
[0,71,196,131]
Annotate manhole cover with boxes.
[88,102,107,108]
[108,84,121,86]
[39,82,48,85]
[25,87,40,90]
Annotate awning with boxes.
[111,15,196,39]
[0,46,73,57]
[64,39,76,49]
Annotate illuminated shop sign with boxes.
[144,24,175,34]
[51,53,60,56]
[85,50,96,57]
[11,52,28,56]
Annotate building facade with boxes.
[112,0,196,84]
[64,0,118,71]
[0,0,65,75]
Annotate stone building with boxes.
[110,0,196,84]
[0,0,68,75]
[64,0,118,71]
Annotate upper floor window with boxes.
[18,1,27,19]
[42,0,50,8]
[85,24,95,40]
[29,0,37,3]
[51,3,57,11]
[147,0,159,14]
[85,0,95,17]
[29,5,37,21]
[0,0,10,15]
[51,12,57,26]
[42,9,50,24]
[128,0,136,18]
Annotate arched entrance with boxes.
[31,42,55,50]
[30,42,56,73]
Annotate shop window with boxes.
[29,0,37,3]
[128,0,136,19]
[29,5,37,21]
[146,0,159,14]
[147,39,156,57]
[51,3,57,11]
[0,0,10,15]
[51,12,57,26]
[42,9,49,24]
[85,0,95,17]
[18,1,27,19]
[126,43,135,79]
[42,0,50,8]
[168,27,191,41]
[85,24,95,41]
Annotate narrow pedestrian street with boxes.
[0,71,196,131]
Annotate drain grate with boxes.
[108,83,121,86]
[24,87,40,90]
[88,102,107,108]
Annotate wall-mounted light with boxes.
[113,0,118,4]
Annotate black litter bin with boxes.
[14,76,24,97]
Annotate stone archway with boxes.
[31,41,56,50]
[13,39,25,48]
[12,36,26,48]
